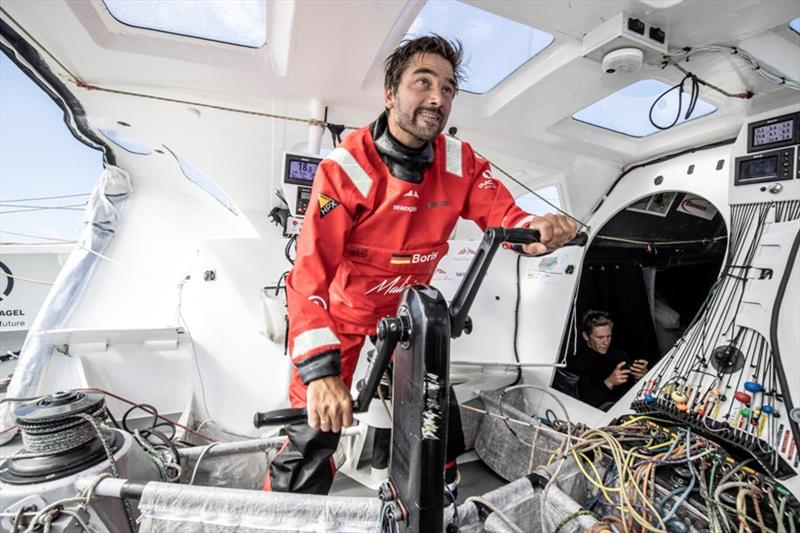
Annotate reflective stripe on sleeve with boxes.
[292,327,340,361]
[325,147,373,198]
[445,136,462,177]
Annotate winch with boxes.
[0,390,124,485]
[0,391,160,532]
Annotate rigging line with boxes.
[597,235,727,246]
[70,80,361,131]
[0,206,85,214]
[453,136,591,231]
[665,59,752,99]
[0,271,53,286]
[78,245,183,288]
[0,229,76,242]
[0,193,91,203]
[0,6,74,84]
[1,241,78,246]
[0,5,357,132]
[0,202,88,209]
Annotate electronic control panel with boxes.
[730,105,800,204]
[282,152,322,217]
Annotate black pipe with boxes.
[769,228,800,460]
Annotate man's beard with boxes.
[394,105,444,144]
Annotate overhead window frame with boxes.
[404,0,555,95]
[100,0,268,49]
[790,17,800,36]
[571,78,718,139]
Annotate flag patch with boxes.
[390,253,412,265]
[318,193,341,217]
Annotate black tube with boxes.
[769,228,800,457]
[119,481,146,500]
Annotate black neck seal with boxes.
[371,112,434,184]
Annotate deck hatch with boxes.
[101,0,267,48]
[404,1,554,94]
[572,79,717,138]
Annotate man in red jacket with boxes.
[267,35,577,494]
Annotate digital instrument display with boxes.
[287,158,319,183]
[734,147,794,186]
[752,119,794,147]
[747,112,799,153]
[739,156,778,181]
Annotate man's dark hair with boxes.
[384,35,465,94]
[582,310,614,335]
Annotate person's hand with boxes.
[630,359,649,380]
[306,375,353,433]
[603,362,630,389]
[523,214,578,255]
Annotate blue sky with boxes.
[0,53,102,244]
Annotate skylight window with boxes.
[102,0,267,48]
[405,1,554,94]
[572,79,717,138]
[791,17,800,35]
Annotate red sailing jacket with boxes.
[286,125,533,382]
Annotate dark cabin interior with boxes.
[555,191,728,408]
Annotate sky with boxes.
[0,53,103,245]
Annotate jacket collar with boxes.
[370,111,434,184]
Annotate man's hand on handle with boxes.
[307,375,353,433]
[523,214,578,256]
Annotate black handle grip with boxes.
[567,231,589,247]
[253,407,307,428]
[501,228,541,245]
[501,229,588,248]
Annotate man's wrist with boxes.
[296,349,342,385]
[603,378,614,389]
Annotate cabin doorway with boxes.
[555,191,727,410]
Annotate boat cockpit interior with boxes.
[0,1,799,532]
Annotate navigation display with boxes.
[739,156,778,181]
[753,119,794,147]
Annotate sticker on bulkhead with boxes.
[677,194,717,221]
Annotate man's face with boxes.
[384,52,455,148]
[584,325,613,354]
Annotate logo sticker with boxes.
[365,275,419,296]
[425,200,449,209]
[318,193,341,218]
[0,260,14,302]
[308,295,328,310]
[393,204,417,213]
[390,251,438,265]
[478,178,497,190]
[403,190,420,198]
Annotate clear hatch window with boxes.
[405,0,554,94]
[572,79,717,138]
[101,0,267,48]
